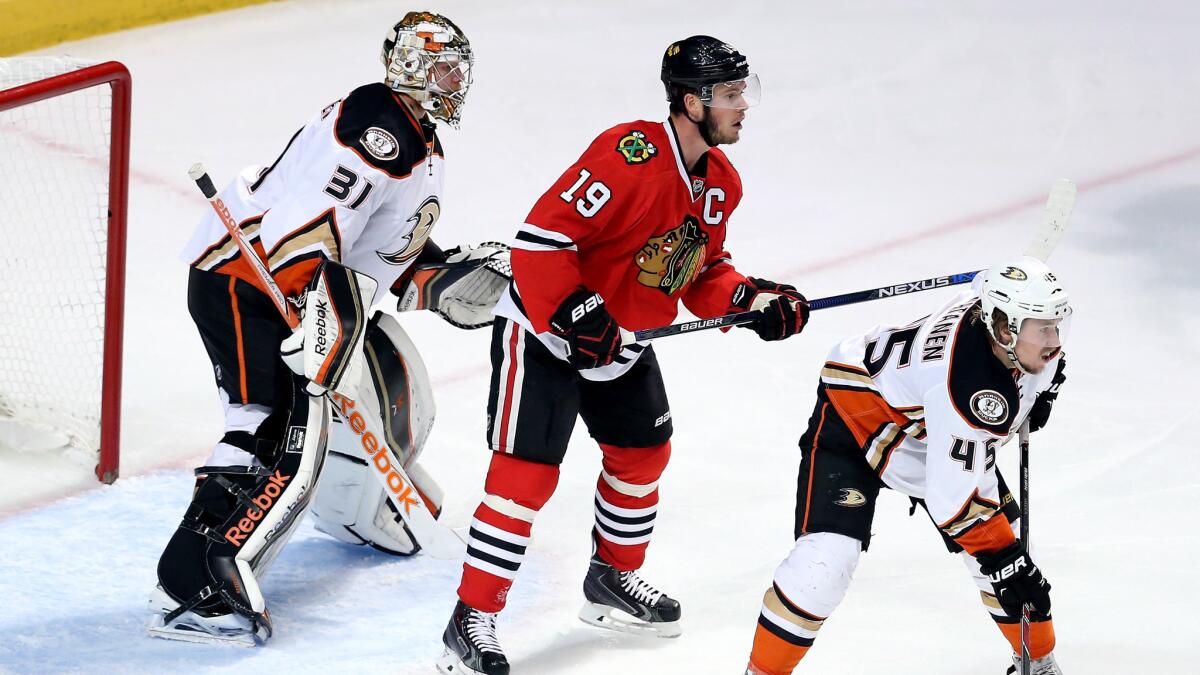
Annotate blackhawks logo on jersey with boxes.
[635,216,708,295]
[616,130,657,165]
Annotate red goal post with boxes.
[0,59,129,483]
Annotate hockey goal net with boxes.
[0,57,129,484]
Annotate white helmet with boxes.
[974,256,1071,373]
[381,12,474,128]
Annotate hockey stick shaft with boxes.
[631,270,981,342]
[1019,419,1032,675]
[189,164,299,329]
[188,164,463,559]
[632,178,1076,344]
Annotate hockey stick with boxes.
[630,271,981,342]
[188,163,464,559]
[630,178,1077,343]
[1018,419,1032,675]
[1012,178,1074,675]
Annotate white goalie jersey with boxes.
[818,290,1058,554]
[181,82,446,306]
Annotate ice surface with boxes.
[1,1,1198,673]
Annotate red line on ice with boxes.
[4,143,1200,520]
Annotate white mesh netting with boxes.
[0,56,113,458]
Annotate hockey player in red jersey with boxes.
[745,257,1071,675]
[148,12,508,646]
[437,36,811,675]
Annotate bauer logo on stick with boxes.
[970,390,1009,425]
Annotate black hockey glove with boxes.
[1028,357,1067,433]
[549,287,622,370]
[976,542,1052,619]
[731,277,810,341]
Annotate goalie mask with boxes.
[381,11,474,128]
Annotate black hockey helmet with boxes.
[661,35,750,104]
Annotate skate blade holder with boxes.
[146,588,261,648]
[578,601,681,638]
[146,614,259,647]
[435,648,474,674]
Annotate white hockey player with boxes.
[745,257,1071,675]
[148,11,508,646]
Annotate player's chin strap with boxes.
[983,317,1034,376]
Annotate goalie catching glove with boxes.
[280,259,378,398]
[394,241,511,329]
[730,277,810,341]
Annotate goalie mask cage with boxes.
[0,57,129,484]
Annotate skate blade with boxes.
[435,648,485,675]
[578,601,681,638]
[147,618,257,647]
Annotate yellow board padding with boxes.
[0,0,277,56]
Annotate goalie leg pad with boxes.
[310,313,440,555]
[153,377,330,644]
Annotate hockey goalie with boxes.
[147,11,509,646]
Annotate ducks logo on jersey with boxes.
[361,127,400,161]
[378,196,439,265]
[970,390,1009,425]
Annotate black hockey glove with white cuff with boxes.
[549,286,622,370]
[1028,357,1066,433]
[976,542,1052,619]
[731,277,810,341]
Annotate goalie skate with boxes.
[146,585,264,647]
[578,555,681,638]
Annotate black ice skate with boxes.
[436,600,509,675]
[579,554,681,637]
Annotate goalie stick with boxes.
[630,179,1077,344]
[188,163,464,560]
